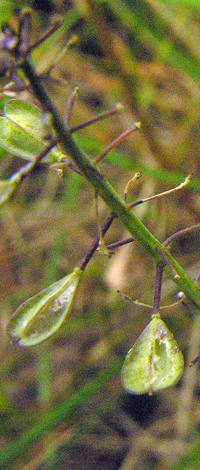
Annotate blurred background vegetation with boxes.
[1,0,200,469]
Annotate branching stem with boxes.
[21,59,200,308]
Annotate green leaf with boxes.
[0,99,66,163]
[122,313,184,394]
[7,267,83,347]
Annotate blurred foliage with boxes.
[1,0,200,469]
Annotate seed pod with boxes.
[7,267,83,347]
[0,99,66,162]
[122,313,184,395]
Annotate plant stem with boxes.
[21,59,200,308]
[79,213,116,271]
[152,263,164,314]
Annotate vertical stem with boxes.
[152,263,165,314]
[79,213,116,271]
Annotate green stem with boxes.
[21,59,200,307]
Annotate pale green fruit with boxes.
[7,267,83,347]
[0,99,66,162]
[122,313,184,395]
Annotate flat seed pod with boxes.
[0,99,65,162]
[5,99,49,141]
[7,267,83,347]
[122,313,184,395]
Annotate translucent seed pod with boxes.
[0,99,66,162]
[7,267,83,347]
[122,313,184,395]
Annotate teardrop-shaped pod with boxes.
[5,99,48,141]
[0,100,65,163]
[7,267,83,346]
[122,313,184,395]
